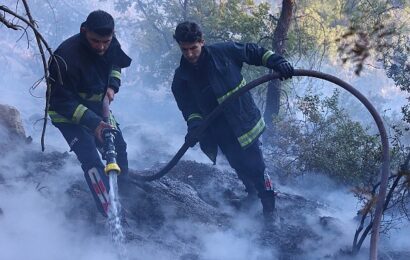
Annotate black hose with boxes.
[129,69,390,260]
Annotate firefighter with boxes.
[171,21,293,218]
[48,10,132,217]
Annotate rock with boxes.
[0,104,26,141]
[319,216,342,234]
[166,160,245,208]
[22,150,70,176]
[126,160,327,258]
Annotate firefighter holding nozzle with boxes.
[48,10,131,217]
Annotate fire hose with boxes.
[129,69,390,260]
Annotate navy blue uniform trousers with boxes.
[209,115,266,196]
[56,123,128,216]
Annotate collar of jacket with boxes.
[79,28,132,68]
[178,46,213,80]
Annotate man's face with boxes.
[84,29,113,56]
[179,40,204,64]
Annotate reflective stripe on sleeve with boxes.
[110,70,121,80]
[262,50,274,66]
[78,92,104,102]
[48,111,71,123]
[72,104,88,124]
[187,113,203,122]
[238,117,265,148]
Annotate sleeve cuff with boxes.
[80,109,102,131]
[108,82,120,93]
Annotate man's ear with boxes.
[80,27,87,34]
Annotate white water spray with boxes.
[108,173,128,260]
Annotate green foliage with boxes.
[287,0,349,66]
[266,90,382,186]
[110,0,409,186]
[383,37,410,123]
[193,0,271,44]
[336,23,397,75]
[335,0,409,74]
[114,0,272,88]
[113,0,183,87]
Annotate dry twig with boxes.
[0,3,62,151]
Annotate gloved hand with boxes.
[185,118,203,147]
[94,121,113,143]
[267,54,294,81]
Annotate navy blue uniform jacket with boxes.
[172,42,277,161]
[48,32,131,131]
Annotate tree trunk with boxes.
[263,0,294,128]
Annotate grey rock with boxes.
[0,104,26,142]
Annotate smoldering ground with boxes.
[1,1,410,259]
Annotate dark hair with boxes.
[84,10,114,36]
[173,21,203,43]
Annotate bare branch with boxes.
[0,3,63,151]
[0,11,20,29]
[269,13,279,22]
[21,0,50,151]
[352,166,410,254]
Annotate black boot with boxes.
[259,190,276,218]
[224,189,258,211]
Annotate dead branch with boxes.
[0,3,62,151]
[352,158,410,254]
[0,11,20,30]
[22,0,50,151]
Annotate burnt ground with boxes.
[1,144,409,260]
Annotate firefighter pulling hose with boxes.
[128,69,390,260]
[126,20,389,260]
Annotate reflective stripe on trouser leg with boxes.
[85,167,110,217]
[210,117,266,194]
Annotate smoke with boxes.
[199,214,277,260]
[0,142,117,260]
[289,62,407,129]
[0,185,114,260]
[1,1,409,260]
